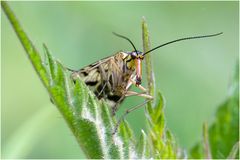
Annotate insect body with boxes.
[69,32,223,115]
[70,50,151,115]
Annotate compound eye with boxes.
[130,52,137,59]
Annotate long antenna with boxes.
[143,32,223,55]
[113,32,138,52]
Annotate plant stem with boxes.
[1,1,49,87]
[203,122,212,159]
[142,17,155,103]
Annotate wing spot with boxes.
[85,81,98,86]
[81,71,88,76]
[107,95,121,102]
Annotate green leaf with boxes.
[118,120,138,159]
[147,92,177,159]
[1,1,49,88]
[43,44,57,82]
[142,17,178,159]
[190,62,239,159]
[190,142,204,159]
[137,130,151,158]
[2,2,139,159]
[227,141,239,159]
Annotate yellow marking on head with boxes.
[137,55,144,59]
[125,55,136,70]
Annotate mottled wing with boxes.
[71,57,111,95]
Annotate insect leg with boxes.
[111,77,152,115]
[97,82,108,97]
[111,79,132,115]
[107,58,127,115]
[129,78,147,92]
[125,90,153,99]
[97,60,113,98]
[112,99,152,135]
[109,57,123,74]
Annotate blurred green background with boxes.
[1,1,238,159]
